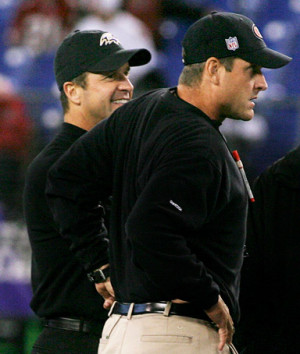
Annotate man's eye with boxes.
[104,72,129,81]
[251,66,262,76]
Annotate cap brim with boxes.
[88,48,151,73]
[242,47,292,69]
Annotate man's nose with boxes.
[119,76,134,93]
[256,74,268,91]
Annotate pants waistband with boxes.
[110,301,211,322]
[44,317,105,334]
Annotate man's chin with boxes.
[112,102,124,110]
[244,111,255,121]
[111,103,123,112]
[237,110,254,121]
[228,113,254,121]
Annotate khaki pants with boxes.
[99,312,237,353]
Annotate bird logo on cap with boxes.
[100,32,121,46]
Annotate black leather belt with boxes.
[111,302,211,322]
[44,317,105,335]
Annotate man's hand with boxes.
[204,295,235,351]
[95,278,115,310]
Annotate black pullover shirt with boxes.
[237,146,300,352]
[46,88,248,323]
[24,123,108,320]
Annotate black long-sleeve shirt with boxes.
[236,146,300,352]
[23,123,108,320]
[46,88,248,322]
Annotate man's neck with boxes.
[64,112,95,131]
[177,84,224,123]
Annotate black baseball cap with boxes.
[182,11,292,69]
[55,30,151,90]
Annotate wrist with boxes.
[87,265,110,284]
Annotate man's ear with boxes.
[205,57,221,85]
[63,81,81,105]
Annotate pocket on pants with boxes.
[141,334,192,344]
[99,315,122,346]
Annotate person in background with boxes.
[236,145,300,353]
[45,11,291,354]
[0,91,33,220]
[8,0,77,56]
[23,29,150,354]
[73,0,158,92]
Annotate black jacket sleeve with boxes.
[46,120,112,272]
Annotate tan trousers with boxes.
[99,312,237,353]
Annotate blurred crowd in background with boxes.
[0,0,299,352]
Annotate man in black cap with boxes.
[23,30,150,354]
[45,12,291,354]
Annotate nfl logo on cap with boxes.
[225,36,239,51]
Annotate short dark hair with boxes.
[60,72,88,113]
[178,56,235,87]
